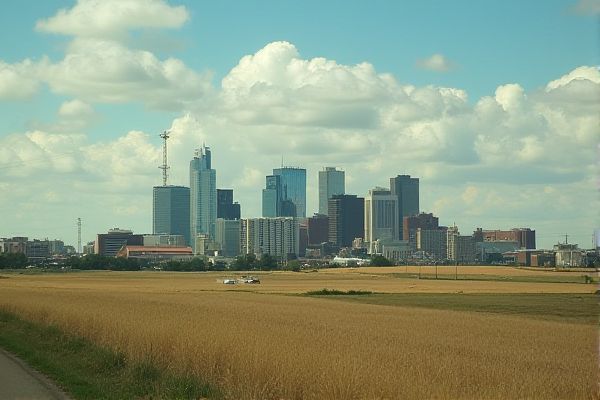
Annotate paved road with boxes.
[0,348,71,400]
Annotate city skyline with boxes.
[0,0,597,249]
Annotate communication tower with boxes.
[159,131,170,186]
[77,217,82,254]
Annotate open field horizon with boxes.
[0,267,598,399]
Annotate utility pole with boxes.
[77,217,81,254]
[159,131,170,186]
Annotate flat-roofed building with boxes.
[215,218,241,257]
[365,188,398,254]
[240,217,299,259]
[95,228,143,257]
[328,195,364,248]
[116,245,193,261]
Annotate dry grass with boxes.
[0,271,597,399]
[0,267,596,294]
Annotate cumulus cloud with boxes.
[1,39,597,247]
[36,0,189,39]
[218,41,396,128]
[571,0,600,15]
[0,59,45,100]
[416,53,454,72]
[42,38,211,108]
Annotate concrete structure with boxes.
[143,234,186,247]
[328,195,364,248]
[473,228,536,249]
[153,185,191,245]
[404,213,439,250]
[215,218,241,257]
[554,243,585,267]
[95,228,143,257]
[273,167,306,218]
[240,217,299,259]
[318,167,345,215]
[416,228,448,260]
[217,189,240,220]
[82,241,95,255]
[307,214,329,245]
[365,188,399,254]
[447,226,476,263]
[381,240,411,262]
[0,237,27,254]
[194,234,220,256]
[390,175,419,240]
[25,240,50,261]
[116,245,193,261]
[190,145,217,248]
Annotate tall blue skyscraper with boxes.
[153,185,191,245]
[273,167,306,218]
[190,145,217,250]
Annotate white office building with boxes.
[318,167,345,215]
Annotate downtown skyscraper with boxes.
[152,185,190,245]
[273,167,306,218]
[318,167,345,216]
[390,175,419,240]
[190,145,216,251]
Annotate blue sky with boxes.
[0,0,598,248]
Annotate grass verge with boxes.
[0,310,219,399]
[305,288,373,296]
[305,292,599,325]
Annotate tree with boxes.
[0,253,28,269]
[284,259,301,272]
[370,255,393,267]
[259,254,279,270]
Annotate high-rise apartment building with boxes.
[365,188,399,254]
[217,189,240,220]
[153,185,191,245]
[318,167,345,216]
[240,217,299,259]
[416,227,448,260]
[190,146,217,251]
[390,175,419,240]
[273,167,306,218]
[447,225,475,263]
[328,195,364,248]
[404,213,439,250]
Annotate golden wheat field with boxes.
[0,268,598,399]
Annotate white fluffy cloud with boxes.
[0,39,597,247]
[416,54,454,72]
[36,0,188,39]
[0,59,45,100]
[42,38,210,108]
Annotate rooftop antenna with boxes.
[159,130,170,186]
[77,217,81,254]
[281,155,284,168]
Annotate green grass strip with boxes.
[0,310,220,399]
[306,293,599,325]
